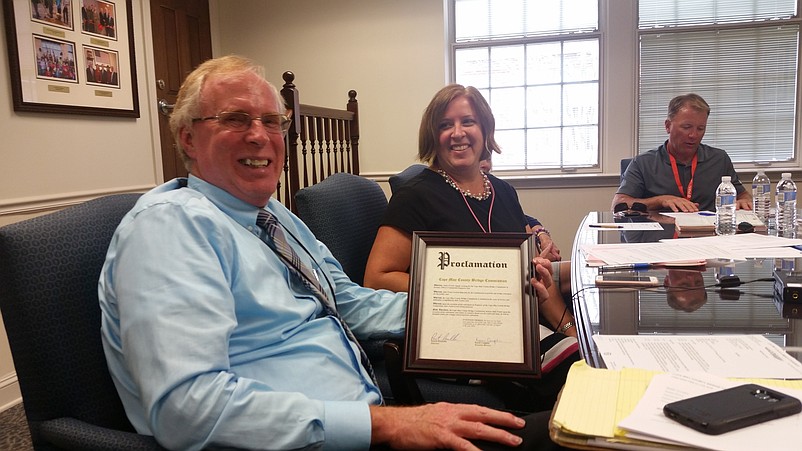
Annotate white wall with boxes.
[213,0,448,176]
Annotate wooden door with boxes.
[150,0,212,181]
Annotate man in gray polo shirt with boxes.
[612,93,752,212]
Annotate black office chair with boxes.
[295,172,388,286]
[389,164,427,194]
[0,194,165,451]
[620,157,633,182]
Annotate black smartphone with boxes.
[663,384,802,435]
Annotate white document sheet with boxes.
[593,335,802,378]
[581,241,743,265]
[582,233,802,265]
[618,372,802,451]
[661,210,766,228]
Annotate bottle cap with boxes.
[782,172,792,178]
[722,176,731,182]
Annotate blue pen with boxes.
[599,263,651,271]
[698,212,716,216]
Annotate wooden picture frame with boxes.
[3,0,139,117]
[404,231,541,379]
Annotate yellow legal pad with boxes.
[550,360,802,450]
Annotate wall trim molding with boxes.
[0,184,155,217]
[0,372,21,413]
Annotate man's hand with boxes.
[370,403,524,450]
[735,198,753,210]
[658,195,700,212]
[529,257,553,304]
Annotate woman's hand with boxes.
[537,239,562,262]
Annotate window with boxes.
[638,0,800,165]
[450,0,600,172]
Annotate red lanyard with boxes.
[668,152,697,201]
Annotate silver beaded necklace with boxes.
[437,169,492,201]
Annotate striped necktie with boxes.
[256,209,377,385]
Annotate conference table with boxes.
[570,210,802,368]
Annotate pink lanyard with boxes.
[460,182,495,233]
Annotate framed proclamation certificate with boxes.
[403,231,541,379]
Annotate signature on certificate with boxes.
[431,331,460,343]
[475,338,500,347]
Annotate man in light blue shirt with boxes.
[99,55,560,450]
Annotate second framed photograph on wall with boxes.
[2,0,139,117]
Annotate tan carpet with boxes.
[0,403,33,450]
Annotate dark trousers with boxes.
[474,410,567,451]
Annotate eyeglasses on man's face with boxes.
[192,111,292,133]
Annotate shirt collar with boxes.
[186,175,261,228]
[660,141,709,165]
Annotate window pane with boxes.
[526,42,562,85]
[527,86,561,128]
[563,82,598,126]
[457,0,597,41]
[455,48,490,89]
[527,128,561,167]
[491,87,525,129]
[455,0,488,41]
[494,129,526,168]
[563,126,598,166]
[524,0,597,35]
[490,45,524,87]
[490,0,524,38]
[564,40,598,82]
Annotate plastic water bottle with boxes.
[751,171,772,224]
[776,172,798,238]
[715,176,737,236]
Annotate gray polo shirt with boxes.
[617,142,745,211]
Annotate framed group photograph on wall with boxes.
[2,0,139,117]
[404,231,542,379]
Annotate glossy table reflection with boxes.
[571,211,802,368]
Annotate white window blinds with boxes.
[638,0,799,164]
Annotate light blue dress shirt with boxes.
[99,176,407,450]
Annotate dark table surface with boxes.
[570,211,802,368]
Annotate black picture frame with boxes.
[404,231,541,379]
[3,0,139,117]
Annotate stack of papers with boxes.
[582,233,802,266]
[662,211,766,235]
[551,335,802,450]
